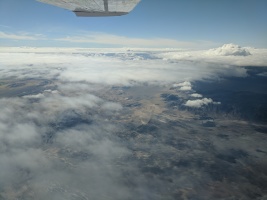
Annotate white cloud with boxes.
[0,50,214,85]
[173,81,191,87]
[23,93,45,99]
[173,81,192,91]
[180,86,192,91]
[185,98,216,108]
[190,93,203,98]
[207,43,251,56]
[0,47,262,86]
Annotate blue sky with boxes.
[0,0,266,48]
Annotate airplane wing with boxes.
[37,0,141,17]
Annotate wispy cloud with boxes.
[0,31,45,41]
[0,30,217,48]
[0,24,10,28]
[55,32,216,48]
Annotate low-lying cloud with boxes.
[1,45,262,86]
[0,85,134,199]
[185,98,220,108]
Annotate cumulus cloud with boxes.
[184,98,220,108]
[180,85,191,91]
[172,81,192,91]
[190,93,203,98]
[207,43,251,56]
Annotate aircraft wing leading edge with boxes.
[37,0,141,17]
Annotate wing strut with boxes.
[104,0,108,12]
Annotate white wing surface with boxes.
[37,0,141,16]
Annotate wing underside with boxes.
[37,0,141,16]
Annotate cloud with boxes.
[0,46,266,199]
[101,102,123,111]
[0,46,261,86]
[158,44,267,66]
[0,84,135,199]
[180,85,191,91]
[173,81,191,87]
[173,81,192,91]
[190,93,203,98]
[184,98,220,108]
[23,93,45,99]
[257,72,267,77]
[55,32,217,48]
[0,98,50,189]
[0,31,44,41]
[0,24,10,28]
[0,50,218,85]
[0,29,218,48]
[207,43,251,56]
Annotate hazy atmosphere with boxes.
[1,0,267,48]
[0,0,267,199]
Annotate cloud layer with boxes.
[0,86,134,199]
[0,45,266,199]
[1,44,263,86]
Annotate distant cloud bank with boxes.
[0,44,266,88]
[159,44,267,66]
